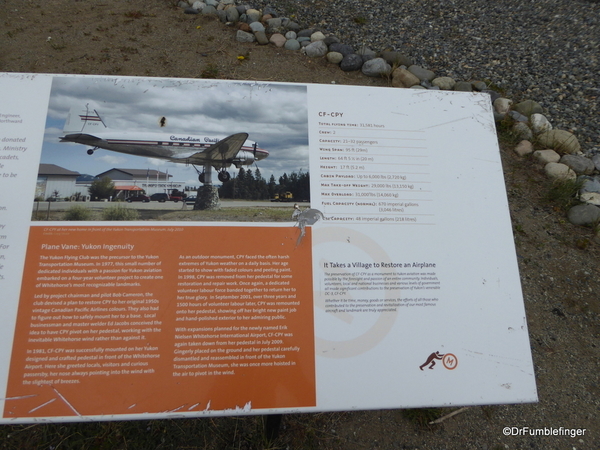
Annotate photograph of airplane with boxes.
[40,77,309,188]
[59,105,269,184]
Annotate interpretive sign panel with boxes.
[0,73,537,422]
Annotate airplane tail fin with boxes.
[63,105,107,134]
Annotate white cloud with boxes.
[96,154,128,165]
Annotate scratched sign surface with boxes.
[0,73,536,422]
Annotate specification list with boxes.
[316,120,434,225]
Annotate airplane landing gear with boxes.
[218,171,231,183]
[87,149,94,155]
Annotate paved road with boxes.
[32,199,307,212]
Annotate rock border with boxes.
[178,0,600,237]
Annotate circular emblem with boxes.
[442,353,458,370]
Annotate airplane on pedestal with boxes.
[59,105,268,184]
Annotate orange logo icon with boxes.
[442,353,458,370]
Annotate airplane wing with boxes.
[184,132,249,165]
[59,133,103,145]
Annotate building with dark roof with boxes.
[36,164,82,200]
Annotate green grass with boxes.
[32,205,297,222]
[63,205,93,221]
[101,204,140,221]
[545,178,583,212]
[200,63,220,79]
[158,206,294,222]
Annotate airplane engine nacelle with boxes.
[232,150,255,168]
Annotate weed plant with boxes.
[402,408,443,428]
[63,205,93,221]
[495,116,521,148]
[545,178,583,212]
[102,204,139,221]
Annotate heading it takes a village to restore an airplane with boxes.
[59,105,269,185]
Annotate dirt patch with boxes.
[1,0,387,86]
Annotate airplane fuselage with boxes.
[60,131,268,167]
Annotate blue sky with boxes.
[41,76,309,187]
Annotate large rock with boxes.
[329,43,354,56]
[591,154,600,171]
[283,20,301,31]
[431,77,455,90]
[533,149,560,164]
[269,33,286,47]
[407,65,435,81]
[530,113,552,134]
[202,5,217,16]
[508,110,529,122]
[297,29,314,38]
[559,155,595,175]
[326,51,343,64]
[361,58,391,77]
[544,162,576,181]
[237,22,251,32]
[381,51,413,67]
[454,81,473,92]
[513,100,543,117]
[254,31,269,45]
[357,46,377,59]
[512,122,533,141]
[579,175,600,194]
[249,21,264,32]
[567,204,600,226]
[392,68,420,88]
[537,130,581,154]
[310,31,326,42]
[235,30,255,43]
[266,18,283,32]
[225,5,239,22]
[493,98,512,114]
[580,193,600,206]
[514,140,534,156]
[339,54,363,71]
[304,40,328,57]
[482,89,502,103]
[323,35,340,46]
[472,81,487,91]
[284,39,301,51]
[245,9,261,22]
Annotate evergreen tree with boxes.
[268,174,277,198]
[88,177,115,200]
[218,169,310,201]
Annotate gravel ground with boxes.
[257,0,599,153]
